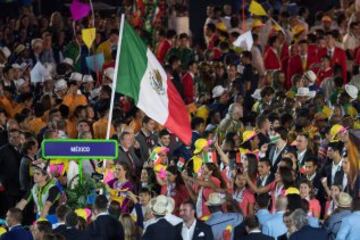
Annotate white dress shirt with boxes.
[181,220,197,240]
[331,159,343,184]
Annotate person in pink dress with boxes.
[299,179,321,218]
[233,172,255,216]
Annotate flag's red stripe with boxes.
[164,77,192,145]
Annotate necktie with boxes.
[126,151,136,173]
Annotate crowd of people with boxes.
[1,0,360,240]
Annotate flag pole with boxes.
[106,14,125,140]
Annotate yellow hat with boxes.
[330,124,345,141]
[216,22,227,32]
[0,226,6,236]
[252,19,264,29]
[242,130,257,144]
[322,106,333,119]
[75,208,91,221]
[195,105,209,121]
[285,187,300,195]
[194,138,209,154]
[152,146,169,154]
[292,24,305,36]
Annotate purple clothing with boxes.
[107,179,134,213]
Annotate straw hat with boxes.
[303,70,317,84]
[149,195,175,216]
[0,47,11,60]
[345,84,358,100]
[63,58,74,66]
[296,87,316,98]
[337,192,352,208]
[83,74,94,83]
[193,138,209,154]
[206,192,226,206]
[104,67,115,81]
[212,85,227,98]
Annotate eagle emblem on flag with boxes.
[150,69,165,95]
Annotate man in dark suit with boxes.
[86,195,124,240]
[117,131,142,181]
[289,209,327,240]
[53,205,70,235]
[322,141,345,187]
[243,215,274,240]
[61,211,87,240]
[267,127,288,173]
[0,129,23,218]
[142,195,179,240]
[295,133,314,167]
[256,159,274,187]
[176,200,214,240]
[135,116,158,161]
[0,208,32,240]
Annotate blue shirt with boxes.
[256,209,272,229]
[336,211,360,240]
[262,211,287,239]
[206,211,243,240]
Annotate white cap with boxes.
[14,78,26,89]
[251,88,262,100]
[54,79,68,92]
[0,47,11,59]
[31,38,43,49]
[103,67,115,81]
[212,85,227,98]
[296,87,316,98]
[63,58,74,66]
[11,63,22,69]
[304,70,317,83]
[345,84,359,100]
[69,72,83,82]
[83,74,94,83]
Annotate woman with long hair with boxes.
[139,167,161,195]
[120,213,141,240]
[246,166,295,212]
[182,162,227,218]
[107,162,134,213]
[232,171,255,216]
[158,165,188,215]
[299,179,321,218]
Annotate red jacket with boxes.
[317,68,333,85]
[156,39,171,64]
[181,72,194,104]
[264,47,281,70]
[318,47,347,82]
[287,53,319,83]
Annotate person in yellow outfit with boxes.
[192,138,211,174]
[96,29,119,64]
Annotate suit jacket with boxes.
[62,227,87,240]
[297,149,314,167]
[323,162,345,187]
[175,220,214,240]
[135,130,158,162]
[0,144,23,196]
[142,218,178,240]
[0,225,32,240]
[287,53,318,82]
[53,223,67,235]
[243,232,275,240]
[86,214,124,240]
[267,144,288,173]
[117,146,142,179]
[318,47,347,82]
[289,225,327,240]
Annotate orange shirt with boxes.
[0,96,14,117]
[66,119,77,138]
[63,94,88,114]
[93,117,115,139]
[27,117,46,135]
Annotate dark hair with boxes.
[159,129,170,138]
[304,156,318,166]
[279,166,294,188]
[244,215,260,229]
[256,194,270,209]
[116,161,130,179]
[241,51,252,60]
[274,127,288,141]
[328,141,344,153]
[259,158,271,167]
[261,86,275,98]
[166,29,177,39]
[182,199,196,211]
[55,205,70,221]
[108,200,121,220]
[206,23,216,32]
[268,35,278,47]
[110,29,119,36]
[21,139,37,154]
[286,194,302,213]
[167,165,184,186]
[7,208,23,223]
[120,131,131,141]
[256,115,268,129]
[353,198,360,211]
[58,104,69,119]
[179,33,188,39]
[43,233,65,240]
[65,211,78,227]
[191,117,204,130]
[142,116,152,125]
[205,162,227,188]
[36,220,52,234]
[246,153,258,181]
[94,195,108,212]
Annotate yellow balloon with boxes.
[82,28,96,49]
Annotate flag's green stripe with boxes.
[115,22,148,103]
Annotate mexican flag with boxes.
[114,20,191,145]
